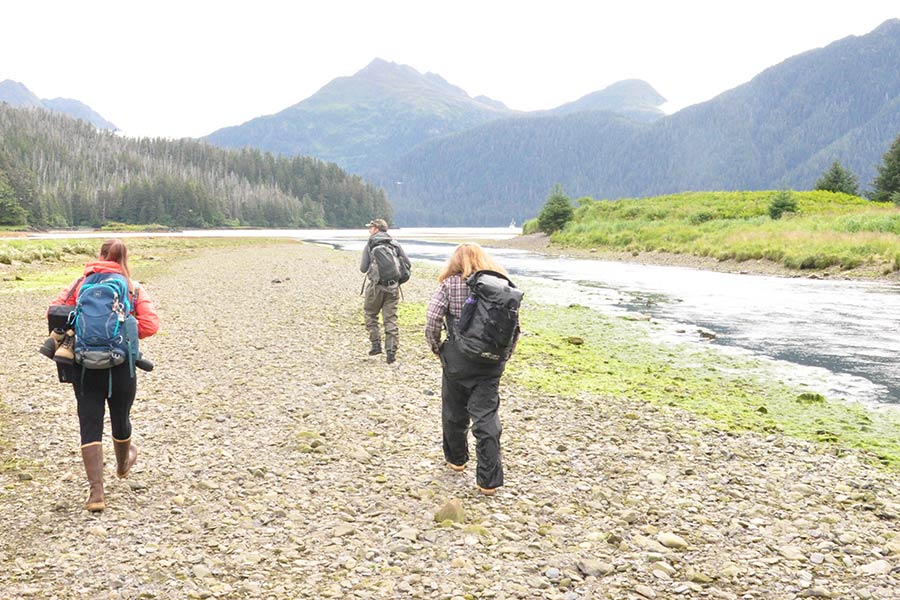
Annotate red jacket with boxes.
[50,260,160,339]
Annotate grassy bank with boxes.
[400,297,900,469]
[543,191,900,274]
[0,237,278,291]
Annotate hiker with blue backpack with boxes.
[47,239,159,512]
[425,243,522,496]
[360,219,411,364]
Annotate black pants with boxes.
[440,340,505,489]
[73,364,137,445]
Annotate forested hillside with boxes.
[382,19,900,225]
[0,104,390,228]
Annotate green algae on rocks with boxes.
[399,296,900,468]
[509,303,900,468]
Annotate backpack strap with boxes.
[64,276,85,303]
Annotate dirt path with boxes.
[1,242,898,599]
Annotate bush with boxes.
[537,185,574,233]
[768,190,798,220]
[521,218,540,234]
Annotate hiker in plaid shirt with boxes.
[425,243,519,496]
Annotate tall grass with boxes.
[553,191,900,272]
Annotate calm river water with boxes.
[32,228,900,405]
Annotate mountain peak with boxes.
[873,18,900,33]
[0,79,43,107]
[549,78,666,121]
[357,58,417,78]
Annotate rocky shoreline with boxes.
[1,241,899,599]
[491,234,900,283]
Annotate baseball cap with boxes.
[366,219,389,231]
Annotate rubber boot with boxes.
[386,350,396,364]
[113,437,138,479]
[368,339,382,356]
[81,443,105,512]
[54,330,76,365]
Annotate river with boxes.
[30,227,900,405]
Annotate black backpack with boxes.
[451,270,523,364]
[367,239,410,286]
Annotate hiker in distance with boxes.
[47,239,159,512]
[425,243,522,496]
[360,218,411,364]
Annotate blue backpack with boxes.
[73,272,140,376]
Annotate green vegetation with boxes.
[550,190,900,273]
[767,190,797,220]
[521,218,540,235]
[399,297,900,469]
[536,185,574,233]
[871,130,900,203]
[0,103,390,230]
[815,160,860,196]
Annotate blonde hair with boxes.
[438,243,507,282]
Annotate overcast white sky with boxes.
[2,1,898,139]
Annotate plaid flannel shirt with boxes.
[425,275,468,354]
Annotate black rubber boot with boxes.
[386,350,396,364]
[368,340,382,356]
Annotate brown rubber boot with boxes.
[81,442,105,512]
[113,437,138,479]
[54,330,76,365]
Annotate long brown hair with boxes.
[99,239,132,290]
[438,243,507,282]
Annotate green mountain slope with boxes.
[0,104,389,228]
[204,58,514,174]
[383,19,900,225]
[203,59,665,177]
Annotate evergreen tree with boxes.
[814,160,859,195]
[871,131,900,202]
[768,190,798,220]
[537,185,574,233]
[0,173,28,226]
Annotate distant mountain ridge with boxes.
[380,19,900,225]
[203,58,665,175]
[0,80,117,131]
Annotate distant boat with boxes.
[508,219,516,228]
